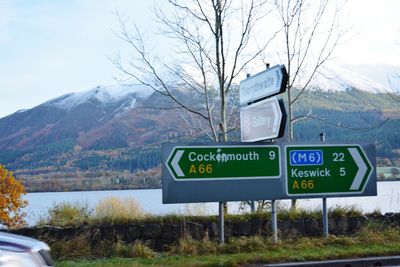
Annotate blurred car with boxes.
[0,231,54,267]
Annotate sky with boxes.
[0,0,399,118]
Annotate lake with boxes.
[23,181,400,226]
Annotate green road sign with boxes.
[166,145,280,180]
[286,144,373,196]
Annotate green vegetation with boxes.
[38,197,147,226]
[0,88,399,193]
[39,200,366,227]
[93,196,147,223]
[54,223,400,267]
[40,202,92,227]
[17,167,161,193]
[34,202,400,266]
[51,238,156,261]
[328,205,363,218]
[278,208,320,221]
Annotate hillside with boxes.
[0,64,399,192]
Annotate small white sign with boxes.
[239,64,287,105]
[240,97,285,142]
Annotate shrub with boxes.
[329,205,362,218]
[169,234,218,256]
[94,196,146,223]
[278,208,320,221]
[172,235,199,255]
[45,202,91,226]
[94,239,156,258]
[111,240,135,258]
[132,241,156,258]
[223,236,269,254]
[356,222,400,243]
[325,236,356,247]
[51,237,155,260]
[0,164,27,228]
[49,234,91,260]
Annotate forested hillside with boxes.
[0,87,398,192]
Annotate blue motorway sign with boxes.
[289,150,323,166]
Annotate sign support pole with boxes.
[320,133,329,238]
[250,201,256,213]
[322,198,328,238]
[218,133,225,244]
[218,201,225,243]
[271,199,278,243]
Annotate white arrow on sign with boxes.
[171,150,184,177]
[349,148,369,190]
[240,97,285,142]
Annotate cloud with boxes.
[0,0,161,117]
[0,1,17,43]
[0,0,400,118]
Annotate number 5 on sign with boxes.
[286,144,374,196]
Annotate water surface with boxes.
[23,181,400,226]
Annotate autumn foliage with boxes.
[0,165,27,228]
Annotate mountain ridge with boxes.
[0,63,399,192]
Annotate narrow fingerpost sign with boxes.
[240,97,287,142]
[239,64,288,105]
[286,144,373,196]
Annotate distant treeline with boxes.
[1,143,162,175]
[18,167,161,193]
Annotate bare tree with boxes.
[270,0,348,209]
[112,0,273,142]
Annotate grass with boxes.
[54,223,400,267]
[39,196,147,226]
[50,236,156,260]
[39,198,364,227]
[39,202,391,267]
[93,196,147,223]
[329,205,363,218]
[55,240,400,267]
[38,202,92,226]
[278,207,321,221]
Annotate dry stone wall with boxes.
[9,213,398,252]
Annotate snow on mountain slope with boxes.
[343,64,400,93]
[45,84,153,110]
[306,64,389,93]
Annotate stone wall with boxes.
[8,212,399,252]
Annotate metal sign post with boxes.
[320,133,328,238]
[271,199,278,244]
[162,142,376,243]
[239,65,288,243]
[218,202,224,243]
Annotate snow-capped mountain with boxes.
[0,84,165,151]
[0,63,398,153]
[45,84,153,111]
[303,63,399,93]
[343,64,400,92]
[0,63,399,188]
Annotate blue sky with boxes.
[0,0,399,118]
